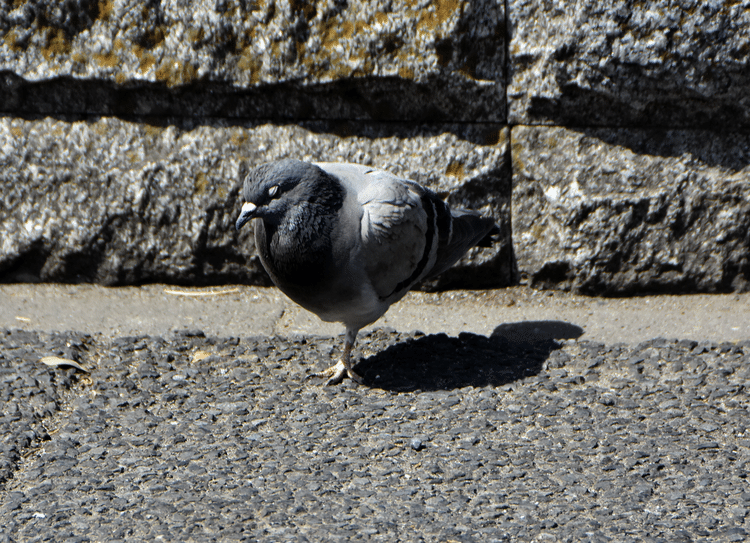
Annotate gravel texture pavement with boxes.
[1,322,749,541]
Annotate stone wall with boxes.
[1,0,748,293]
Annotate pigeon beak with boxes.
[235,202,257,231]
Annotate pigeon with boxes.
[235,159,498,385]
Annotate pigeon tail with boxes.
[426,207,497,280]
[476,224,500,248]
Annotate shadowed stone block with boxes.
[508,0,750,128]
[512,125,750,294]
[0,0,505,121]
[0,117,511,288]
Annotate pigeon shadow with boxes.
[354,321,584,392]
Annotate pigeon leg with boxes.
[313,328,363,385]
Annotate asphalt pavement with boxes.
[1,285,749,541]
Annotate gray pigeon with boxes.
[235,159,498,385]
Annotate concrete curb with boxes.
[2,284,748,344]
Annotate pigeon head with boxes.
[235,159,320,231]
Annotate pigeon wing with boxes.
[315,162,497,300]
[355,170,434,301]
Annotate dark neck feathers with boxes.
[258,170,344,289]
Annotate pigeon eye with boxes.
[268,185,279,198]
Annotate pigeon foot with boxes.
[313,359,363,385]
[310,328,362,385]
